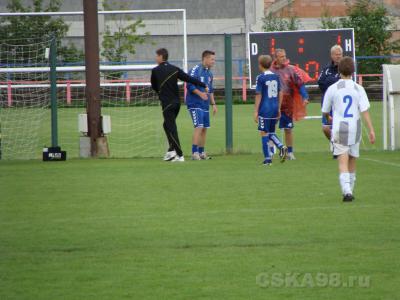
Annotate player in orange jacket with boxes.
[271,49,310,160]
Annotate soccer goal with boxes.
[382,64,400,151]
[0,9,187,159]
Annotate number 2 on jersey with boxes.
[265,80,278,98]
[343,95,353,118]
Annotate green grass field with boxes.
[1,102,399,299]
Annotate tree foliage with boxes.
[262,12,301,32]
[0,0,84,64]
[320,0,400,74]
[100,0,148,78]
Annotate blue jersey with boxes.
[186,64,214,110]
[256,71,281,118]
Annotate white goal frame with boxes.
[382,64,400,150]
[0,9,188,72]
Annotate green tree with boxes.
[319,0,400,74]
[0,0,84,64]
[262,12,300,32]
[100,0,148,79]
[341,0,400,74]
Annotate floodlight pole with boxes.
[83,0,102,157]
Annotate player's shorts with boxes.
[188,107,210,128]
[332,142,360,158]
[258,116,277,133]
[279,113,294,129]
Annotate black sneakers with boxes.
[343,193,355,202]
[279,146,288,163]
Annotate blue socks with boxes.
[261,136,271,161]
[193,145,205,154]
[269,133,283,149]
[288,146,293,153]
[269,145,275,155]
[192,144,198,154]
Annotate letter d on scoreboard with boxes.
[247,29,355,88]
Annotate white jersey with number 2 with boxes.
[322,79,370,146]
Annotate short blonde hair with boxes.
[258,55,272,69]
[330,45,343,54]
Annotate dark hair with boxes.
[156,48,168,61]
[258,55,272,69]
[338,56,355,76]
[202,50,215,59]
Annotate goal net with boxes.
[0,37,52,160]
[383,64,400,150]
[0,9,187,159]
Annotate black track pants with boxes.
[162,103,183,156]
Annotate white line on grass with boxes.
[1,204,398,226]
[361,157,400,168]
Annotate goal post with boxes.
[49,35,58,149]
[383,64,400,150]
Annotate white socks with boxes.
[349,173,356,192]
[339,172,356,195]
[339,172,352,195]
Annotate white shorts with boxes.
[332,142,360,158]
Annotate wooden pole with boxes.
[83,0,102,157]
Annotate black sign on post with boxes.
[247,29,355,88]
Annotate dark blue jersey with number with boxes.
[256,71,281,118]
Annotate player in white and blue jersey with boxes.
[186,50,217,160]
[322,57,375,202]
[254,55,288,166]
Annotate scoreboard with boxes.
[247,29,355,88]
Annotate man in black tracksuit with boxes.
[318,45,343,140]
[151,48,207,162]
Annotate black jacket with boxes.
[151,62,206,107]
[318,61,340,102]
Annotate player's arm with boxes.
[317,68,326,91]
[193,89,209,100]
[254,75,263,123]
[361,111,375,144]
[210,93,217,115]
[318,67,336,93]
[278,91,283,118]
[177,68,207,90]
[299,84,309,104]
[322,112,331,125]
[150,69,158,93]
[185,67,209,100]
[359,87,375,144]
[209,75,217,115]
[321,86,333,123]
[254,93,261,123]
[294,71,309,104]
[277,76,282,118]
